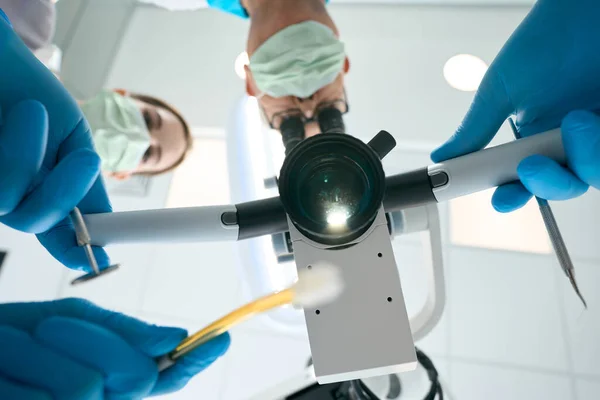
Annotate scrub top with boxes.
[208,0,330,19]
[207,0,249,18]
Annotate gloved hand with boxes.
[0,298,230,399]
[0,11,112,269]
[431,0,600,212]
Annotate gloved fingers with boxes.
[513,116,565,139]
[491,182,533,213]
[81,176,113,214]
[35,317,157,400]
[57,121,112,214]
[0,375,52,400]
[0,299,184,347]
[0,302,64,332]
[517,155,589,200]
[431,68,513,162]
[37,122,114,271]
[0,325,104,400]
[0,100,48,215]
[48,298,188,357]
[0,148,101,234]
[37,220,111,271]
[0,8,10,25]
[0,299,188,362]
[151,333,231,396]
[561,110,600,188]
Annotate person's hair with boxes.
[130,93,193,176]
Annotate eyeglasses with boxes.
[262,89,349,131]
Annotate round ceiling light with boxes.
[443,54,488,92]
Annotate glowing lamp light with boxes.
[326,209,350,228]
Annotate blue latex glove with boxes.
[0,298,230,399]
[0,11,112,269]
[431,0,600,212]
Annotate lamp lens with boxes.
[278,133,386,246]
[298,157,370,230]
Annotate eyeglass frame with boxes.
[260,88,350,131]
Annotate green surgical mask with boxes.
[249,21,346,99]
[81,91,150,173]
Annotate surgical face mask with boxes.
[81,91,151,173]
[249,21,346,99]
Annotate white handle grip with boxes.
[428,128,566,203]
[84,206,239,246]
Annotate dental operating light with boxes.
[82,123,566,384]
[84,127,565,246]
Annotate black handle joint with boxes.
[368,130,396,160]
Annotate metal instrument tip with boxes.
[567,271,588,309]
[507,118,587,310]
[70,207,120,285]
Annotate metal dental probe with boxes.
[508,118,587,308]
[70,207,120,285]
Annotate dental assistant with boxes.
[0,0,195,180]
